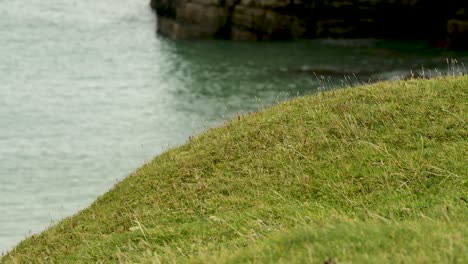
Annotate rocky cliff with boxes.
[150,0,467,48]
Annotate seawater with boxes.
[1,0,466,253]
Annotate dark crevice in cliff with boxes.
[151,0,177,19]
[290,0,318,38]
[217,0,242,39]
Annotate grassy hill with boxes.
[2,76,467,263]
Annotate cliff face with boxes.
[150,0,467,48]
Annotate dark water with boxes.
[0,0,466,253]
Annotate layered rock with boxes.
[150,0,467,49]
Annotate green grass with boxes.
[205,221,466,264]
[2,76,467,263]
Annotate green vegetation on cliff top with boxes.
[2,76,467,263]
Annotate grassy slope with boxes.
[2,76,467,263]
[208,221,466,264]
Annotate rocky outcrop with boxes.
[150,0,308,40]
[150,0,467,49]
[150,0,231,39]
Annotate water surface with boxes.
[1,0,466,253]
